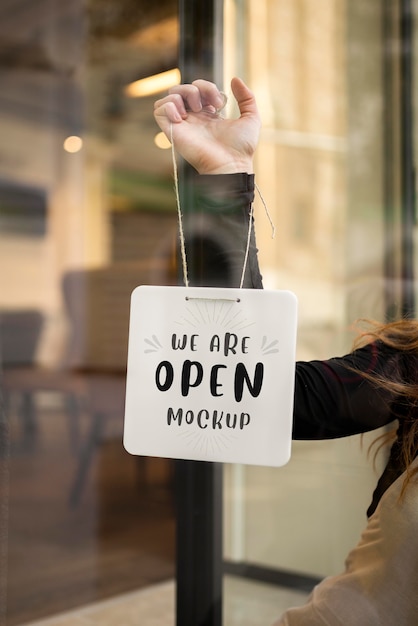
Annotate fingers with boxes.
[154,95,187,124]
[168,80,225,114]
[191,79,226,110]
[155,80,224,116]
[153,77,260,133]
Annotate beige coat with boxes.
[273,459,418,625]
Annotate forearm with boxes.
[189,175,399,439]
[292,342,401,440]
[184,173,263,289]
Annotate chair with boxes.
[2,259,175,506]
[1,309,87,449]
[64,258,177,506]
[62,263,142,506]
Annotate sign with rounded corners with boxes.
[124,285,297,466]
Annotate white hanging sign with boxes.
[123,285,297,466]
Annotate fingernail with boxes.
[216,92,228,111]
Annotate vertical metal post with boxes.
[175,2,224,625]
[175,460,223,626]
[382,0,399,321]
[400,0,416,317]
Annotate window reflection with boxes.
[0,0,178,622]
[223,0,408,604]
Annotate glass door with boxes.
[1,1,416,625]
[0,1,180,624]
[222,0,416,623]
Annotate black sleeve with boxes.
[293,341,401,440]
[188,173,263,289]
[194,174,401,442]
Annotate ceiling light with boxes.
[125,68,181,98]
[63,135,83,153]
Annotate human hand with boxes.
[153,77,261,175]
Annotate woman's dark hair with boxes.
[354,319,418,495]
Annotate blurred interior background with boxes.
[0,0,417,624]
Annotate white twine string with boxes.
[255,182,275,239]
[239,200,254,289]
[170,122,274,291]
[171,124,189,287]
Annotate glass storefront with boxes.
[0,1,416,624]
[0,1,179,623]
[223,0,417,623]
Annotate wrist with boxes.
[194,173,255,211]
[197,159,254,176]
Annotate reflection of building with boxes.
[223,0,413,590]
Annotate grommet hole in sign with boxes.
[123,115,297,467]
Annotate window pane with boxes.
[223,1,409,622]
[1,1,178,623]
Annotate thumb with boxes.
[231,77,260,122]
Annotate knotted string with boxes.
[170,122,274,290]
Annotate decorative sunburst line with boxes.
[144,336,163,352]
[185,301,204,326]
[210,300,218,323]
[223,307,243,325]
[263,340,278,349]
[186,432,229,454]
[203,299,212,324]
[174,297,256,336]
[196,300,211,325]
[218,431,238,445]
[178,426,226,445]
[152,334,162,347]
[177,426,236,453]
[215,301,230,324]
[210,436,222,454]
[261,337,280,355]
[178,429,201,441]
[185,430,207,452]
[218,308,249,331]
[184,306,203,326]
[208,300,217,323]
[210,432,231,453]
[219,302,236,326]
[229,319,256,331]
[174,316,198,328]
